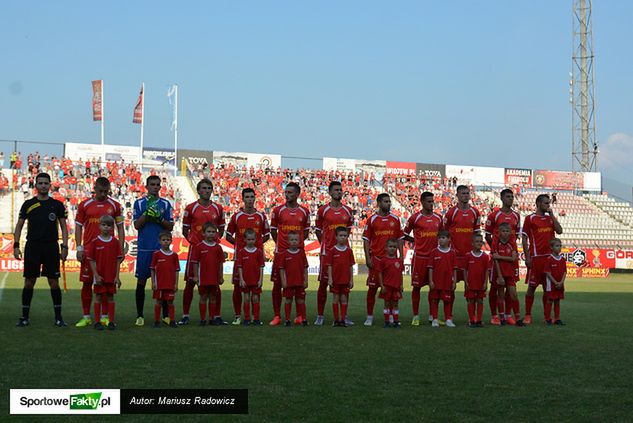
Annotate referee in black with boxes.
[13,172,69,327]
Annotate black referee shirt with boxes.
[19,197,67,242]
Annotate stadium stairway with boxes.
[174,175,197,205]
[0,170,21,234]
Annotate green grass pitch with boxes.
[2,272,633,422]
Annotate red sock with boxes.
[513,299,521,318]
[232,285,242,316]
[183,281,195,315]
[81,283,92,315]
[299,303,306,320]
[317,281,328,316]
[108,302,115,323]
[541,294,547,312]
[444,300,453,320]
[341,303,348,321]
[476,302,484,322]
[332,303,340,321]
[393,308,399,322]
[467,302,475,323]
[215,289,222,317]
[412,287,421,316]
[199,302,206,320]
[525,295,535,315]
[544,300,552,320]
[209,302,217,319]
[366,286,378,315]
[431,300,439,319]
[101,298,109,320]
[284,302,292,321]
[272,283,282,317]
[253,302,261,320]
[94,302,101,321]
[488,289,497,316]
[554,302,560,320]
[243,302,251,320]
[496,295,505,318]
[154,304,161,322]
[504,294,512,317]
[427,291,433,317]
[383,308,390,322]
[168,304,174,321]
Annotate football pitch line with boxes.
[0,272,8,305]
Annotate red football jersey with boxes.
[270,204,310,252]
[326,245,355,285]
[150,249,180,290]
[376,256,404,289]
[404,211,444,256]
[429,247,457,290]
[226,210,270,256]
[315,204,354,255]
[279,249,308,286]
[236,247,265,286]
[183,201,225,245]
[545,254,566,283]
[85,236,123,283]
[492,239,519,278]
[521,213,556,257]
[190,241,225,286]
[484,209,521,244]
[362,213,404,258]
[465,251,490,290]
[444,205,480,256]
[75,197,124,243]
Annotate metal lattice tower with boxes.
[570,0,598,172]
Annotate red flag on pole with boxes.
[133,85,144,124]
[92,80,103,121]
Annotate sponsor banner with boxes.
[386,161,416,175]
[213,151,281,169]
[65,142,141,164]
[583,172,601,192]
[10,389,120,415]
[222,260,358,276]
[533,170,584,190]
[446,165,505,186]
[323,157,356,172]
[179,149,214,170]
[609,249,633,270]
[91,80,103,121]
[0,258,136,273]
[504,168,532,187]
[143,147,176,170]
[355,159,386,179]
[415,162,446,179]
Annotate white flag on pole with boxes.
[167,85,177,131]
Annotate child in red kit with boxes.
[464,233,490,327]
[376,239,404,328]
[429,230,458,328]
[491,222,521,325]
[327,227,355,327]
[150,231,180,328]
[237,229,265,326]
[191,223,225,326]
[544,238,566,325]
[279,231,309,327]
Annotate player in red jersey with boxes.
[179,178,226,325]
[444,185,480,281]
[484,188,521,325]
[86,215,123,330]
[428,230,458,328]
[237,229,266,325]
[464,233,490,327]
[376,239,404,328]
[190,222,225,326]
[327,227,355,327]
[226,188,270,325]
[520,194,563,325]
[362,193,403,326]
[403,191,444,326]
[279,232,309,327]
[314,181,354,326]
[150,231,180,328]
[543,238,566,325]
[74,177,125,328]
[269,182,310,326]
[491,223,522,325]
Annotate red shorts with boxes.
[546,289,565,300]
[94,283,116,295]
[153,289,175,301]
[411,256,431,287]
[366,257,383,288]
[271,253,282,284]
[526,256,548,287]
[283,286,306,299]
[241,285,262,294]
[318,255,329,283]
[494,276,517,288]
[379,286,402,301]
[330,284,350,294]
[454,255,467,282]
[429,289,454,302]
[198,285,219,296]
[464,289,486,299]
[79,259,93,283]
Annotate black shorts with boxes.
[24,241,60,279]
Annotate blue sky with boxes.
[1,1,632,194]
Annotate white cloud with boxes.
[600,133,633,173]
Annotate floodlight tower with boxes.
[570,0,598,172]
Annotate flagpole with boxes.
[173,84,178,177]
[101,80,105,163]
[139,82,144,169]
